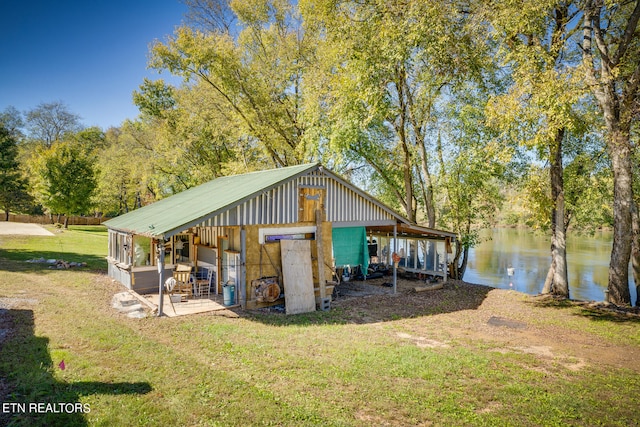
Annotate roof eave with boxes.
[106,163,322,238]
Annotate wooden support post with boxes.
[433,242,437,276]
[156,239,165,317]
[240,227,247,308]
[393,224,397,294]
[315,209,326,299]
[443,239,449,283]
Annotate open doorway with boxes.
[173,234,191,264]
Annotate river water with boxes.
[464,228,637,306]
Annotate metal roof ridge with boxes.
[159,163,322,237]
[104,163,321,237]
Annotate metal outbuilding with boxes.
[104,163,455,315]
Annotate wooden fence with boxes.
[4,214,109,225]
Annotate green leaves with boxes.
[133,79,177,119]
[301,0,496,223]
[148,1,314,167]
[34,142,97,220]
[0,125,31,217]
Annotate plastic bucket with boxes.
[223,283,236,306]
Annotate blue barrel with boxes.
[223,283,236,306]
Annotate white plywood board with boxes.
[280,239,316,314]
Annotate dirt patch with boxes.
[330,276,640,373]
[331,277,495,320]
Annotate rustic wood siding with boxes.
[243,222,333,309]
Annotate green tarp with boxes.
[332,226,368,273]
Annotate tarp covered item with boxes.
[332,226,369,273]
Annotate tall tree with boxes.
[486,0,585,298]
[133,79,244,187]
[94,124,155,215]
[0,126,31,220]
[32,142,97,228]
[25,101,82,147]
[301,0,491,224]
[632,124,640,306]
[437,87,507,279]
[580,0,640,305]
[147,0,317,167]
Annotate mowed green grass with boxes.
[0,225,107,269]
[1,226,639,426]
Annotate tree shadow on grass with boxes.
[0,308,151,426]
[63,226,107,234]
[241,280,494,326]
[528,295,640,324]
[0,249,106,273]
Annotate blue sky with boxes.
[0,0,187,130]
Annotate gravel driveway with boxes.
[0,222,54,236]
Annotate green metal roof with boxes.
[104,163,320,238]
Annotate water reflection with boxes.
[465,228,637,305]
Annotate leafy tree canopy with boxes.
[32,141,97,227]
[0,125,32,219]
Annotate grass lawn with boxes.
[1,225,639,426]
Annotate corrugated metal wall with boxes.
[108,262,131,288]
[194,225,227,247]
[313,172,391,224]
[195,170,394,228]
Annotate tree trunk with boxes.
[399,65,436,227]
[550,129,569,297]
[607,130,633,305]
[392,71,416,223]
[581,5,636,306]
[541,261,555,294]
[63,215,69,229]
[418,140,436,227]
[632,200,640,306]
[458,245,470,279]
[451,240,463,280]
[541,129,569,297]
[551,210,569,297]
[401,141,415,223]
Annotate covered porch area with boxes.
[143,293,238,317]
[367,224,454,280]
